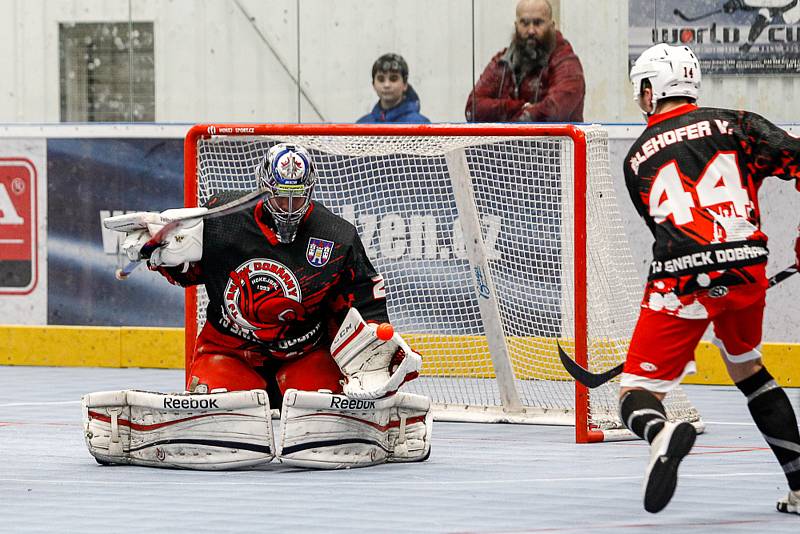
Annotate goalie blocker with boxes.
[103,207,208,275]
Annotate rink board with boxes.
[1,325,799,387]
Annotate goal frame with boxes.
[183,123,596,442]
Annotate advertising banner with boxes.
[0,140,47,324]
[629,0,800,74]
[47,138,185,327]
[0,159,38,293]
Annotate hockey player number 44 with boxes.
[649,152,750,226]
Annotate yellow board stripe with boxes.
[683,341,800,387]
[0,326,797,387]
[0,326,184,369]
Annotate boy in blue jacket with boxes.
[357,53,430,124]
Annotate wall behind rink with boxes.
[561,1,800,123]
[0,0,512,124]
[2,0,800,125]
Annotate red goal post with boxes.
[183,123,703,443]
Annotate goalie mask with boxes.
[257,143,316,243]
[630,43,700,115]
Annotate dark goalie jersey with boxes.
[164,192,389,359]
[624,104,800,281]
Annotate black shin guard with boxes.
[736,367,800,491]
[620,390,668,444]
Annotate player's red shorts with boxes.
[185,322,344,407]
[621,265,767,392]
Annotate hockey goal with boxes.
[183,123,703,443]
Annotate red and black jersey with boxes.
[162,191,388,358]
[624,104,800,281]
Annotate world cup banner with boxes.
[0,158,38,294]
[629,0,800,74]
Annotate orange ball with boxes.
[376,322,394,341]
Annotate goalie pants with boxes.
[187,323,344,408]
[621,278,766,393]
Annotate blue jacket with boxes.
[357,85,430,124]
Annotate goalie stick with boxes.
[114,187,265,280]
[673,7,723,22]
[560,264,799,389]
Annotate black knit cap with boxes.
[371,53,409,81]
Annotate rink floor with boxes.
[1,366,799,533]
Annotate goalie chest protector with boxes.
[196,192,389,358]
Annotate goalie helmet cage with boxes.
[183,123,704,443]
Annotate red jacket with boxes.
[465,31,585,122]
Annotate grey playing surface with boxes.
[1,366,798,533]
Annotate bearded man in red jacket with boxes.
[466,0,585,123]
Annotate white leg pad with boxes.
[82,389,274,470]
[386,392,433,463]
[276,389,432,469]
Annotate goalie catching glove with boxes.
[103,208,206,270]
[330,307,422,399]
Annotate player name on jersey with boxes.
[629,119,732,174]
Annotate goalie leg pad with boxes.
[276,389,432,469]
[82,389,274,470]
[386,392,433,463]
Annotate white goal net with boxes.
[185,123,703,442]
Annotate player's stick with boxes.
[559,263,799,388]
[115,188,265,280]
[673,8,723,22]
[558,344,624,389]
[768,264,797,287]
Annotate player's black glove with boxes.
[723,0,746,14]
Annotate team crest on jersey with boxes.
[306,237,334,267]
[222,259,303,336]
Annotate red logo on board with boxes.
[0,159,38,294]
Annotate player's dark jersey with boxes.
[163,191,388,359]
[624,104,800,281]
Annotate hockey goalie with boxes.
[83,143,431,470]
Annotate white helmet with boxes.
[629,43,700,114]
[256,143,316,243]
